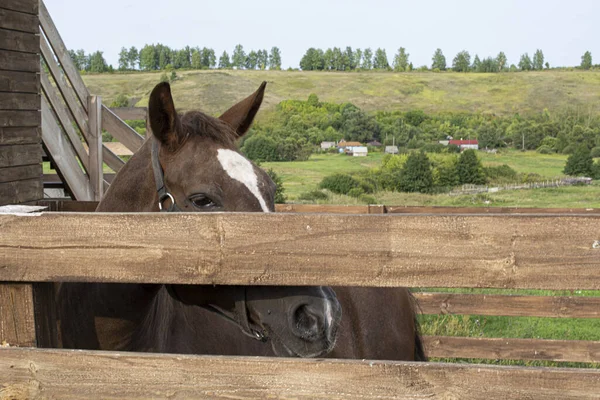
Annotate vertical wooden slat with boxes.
[0,284,36,347]
[88,96,103,201]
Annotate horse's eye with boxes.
[190,195,216,209]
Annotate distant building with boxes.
[385,146,399,154]
[320,141,336,150]
[448,139,479,150]
[351,146,368,157]
[367,140,382,147]
[337,140,363,149]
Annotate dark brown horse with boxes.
[58,82,341,358]
[58,82,426,361]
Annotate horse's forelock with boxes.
[181,111,237,148]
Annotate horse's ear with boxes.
[219,81,266,138]
[149,82,183,151]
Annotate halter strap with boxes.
[153,139,266,341]
[151,138,181,212]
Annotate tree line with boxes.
[68,44,282,72]
[239,93,600,164]
[301,47,596,72]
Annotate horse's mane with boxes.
[180,111,236,147]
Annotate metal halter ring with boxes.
[158,193,175,211]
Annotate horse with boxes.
[58,81,426,361]
[57,81,342,358]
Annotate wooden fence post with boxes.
[0,284,36,347]
[88,95,103,200]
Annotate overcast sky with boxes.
[44,0,598,69]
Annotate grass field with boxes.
[264,149,600,208]
[83,69,600,120]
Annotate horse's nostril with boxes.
[293,305,321,341]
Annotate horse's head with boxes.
[148,82,341,357]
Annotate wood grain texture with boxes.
[0,0,38,14]
[39,0,89,109]
[0,92,39,110]
[101,105,144,152]
[1,348,599,399]
[88,96,103,200]
[40,43,89,139]
[275,204,600,215]
[0,164,42,183]
[0,110,40,127]
[0,178,42,205]
[425,336,600,363]
[0,70,39,93]
[0,126,40,144]
[41,98,93,201]
[0,8,38,33]
[109,107,147,121]
[0,284,36,347]
[102,144,125,173]
[0,28,38,53]
[415,292,600,318]
[0,49,39,72]
[41,73,89,171]
[0,143,42,167]
[1,213,599,289]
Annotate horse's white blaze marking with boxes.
[217,149,270,212]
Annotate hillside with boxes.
[82,70,600,121]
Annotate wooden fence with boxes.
[1,204,600,398]
[38,0,144,201]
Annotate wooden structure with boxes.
[0,0,42,206]
[1,205,600,398]
[1,1,600,398]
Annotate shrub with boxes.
[399,151,434,193]
[422,143,444,153]
[484,164,518,183]
[457,149,486,184]
[347,187,365,198]
[265,168,286,204]
[319,173,360,195]
[447,144,461,153]
[536,145,554,154]
[159,73,169,83]
[591,147,600,158]
[359,194,377,204]
[109,94,129,108]
[564,145,594,176]
[242,135,279,162]
[298,190,329,201]
[561,144,576,155]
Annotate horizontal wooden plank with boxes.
[0,49,39,72]
[0,109,40,127]
[0,178,42,205]
[0,164,42,183]
[39,0,89,108]
[0,143,42,167]
[0,8,38,33]
[425,336,600,363]
[0,28,38,53]
[101,105,144,152]
[0,284,36,347]
[0,92,39,110]
[110,107,147,121]
[1,213,600,288]
[276,204,600,215]
[0,126,40,144]
[36,200,99,212]
[0,70,39,93]
[415,292,600,318]
[0,0,38,14]
[1,349,599,399]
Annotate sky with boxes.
[44,0,599,69]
